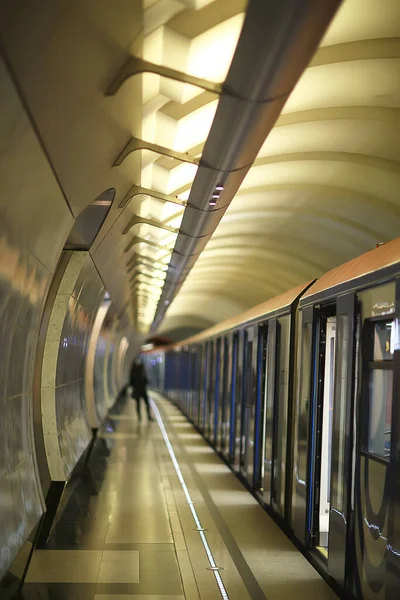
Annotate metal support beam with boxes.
[119,185,187,209]
[106,56,223,97]
[114,137,199,168]
[123,216,178,236]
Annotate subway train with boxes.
[144,237,400,600]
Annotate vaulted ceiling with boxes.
[159,0,400,337]
[1,0,399,342]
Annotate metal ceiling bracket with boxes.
[127,259,168,274]
[114,137,200,168]
[130,270,166,284]
[125,236,187,256]
[123,216,178,236]
[131,280,163,294]
[125,235,173,254]
[127,252,172,268]
[119,185,188,209]
[106,56,223,97]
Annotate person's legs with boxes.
[143,391,154,421]
[133,390,141,421]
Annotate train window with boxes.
[358,283,396,460]
[359,282,395,319]
[361,318,394,460]
[367,367,393,458]
[274,315,290,514]
[373,321,394,360]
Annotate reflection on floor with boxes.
[20,393,338,600]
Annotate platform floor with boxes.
[21,393,338,600]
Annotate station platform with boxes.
[20,393,338,600]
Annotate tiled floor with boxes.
[20,394,338,600]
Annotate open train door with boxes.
[328,293,356,589]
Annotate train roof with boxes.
[302,237,400,302]
[172,281,312,347]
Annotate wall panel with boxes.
[0,56,73,579]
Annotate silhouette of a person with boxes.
[130,358,154,421]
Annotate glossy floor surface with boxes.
[20,393,338,600]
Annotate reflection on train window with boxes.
[373,321,394,360]
[368,369,393,458]
[359,282,395,319]
[362,316,395,461]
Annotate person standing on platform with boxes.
[130,358,154,422]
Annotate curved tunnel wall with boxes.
[40,251,105,481]
[92,304,129,422]
[0,56,74,579]
[85,299,110,428]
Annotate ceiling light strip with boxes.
[149,398,229,600]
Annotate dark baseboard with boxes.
[84,427,99,468]
[35,481,66,549]
[0,517,44,600]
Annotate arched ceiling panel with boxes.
[160,0,400,335]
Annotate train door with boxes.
[253,322,267,492]
[262,320,278,505]
[191,346,200,424]
[328,294,356,587]
[232,330,244,471]
[293,306,314,542]
[205,340,215,439]
[241,327,256,477]
[245,327,260,485]
[199,343,207,431]
[272,315,291,518]
[223,335,234,461]
[212,338,221,444]
[217,337,228,452]
[354,282,398,599]
[309,305,337,558]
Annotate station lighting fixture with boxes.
[209,184,224,207]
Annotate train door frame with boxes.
[308,302,337,558]
[231,330,242,469]
[253,321,267,492]
[328,293,356,589]
[262,319,279,506]
[307,301,336,560]
[217,336,229,452]
[293,305,315,543]
[228,332,239,463]
[205,340,215,439]
[354,280,399,598]
[306,294,358,588]
[388,277,400,595]
[199,342,208,432]
[223,334,234,460]
[241,326,256,477]
[213,337,221,445]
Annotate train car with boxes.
[144,237,400,600]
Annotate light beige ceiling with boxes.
[117,0,247,331]
[1,0,399,340]
[159,0,400,335]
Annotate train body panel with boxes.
[144,237,400,600]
